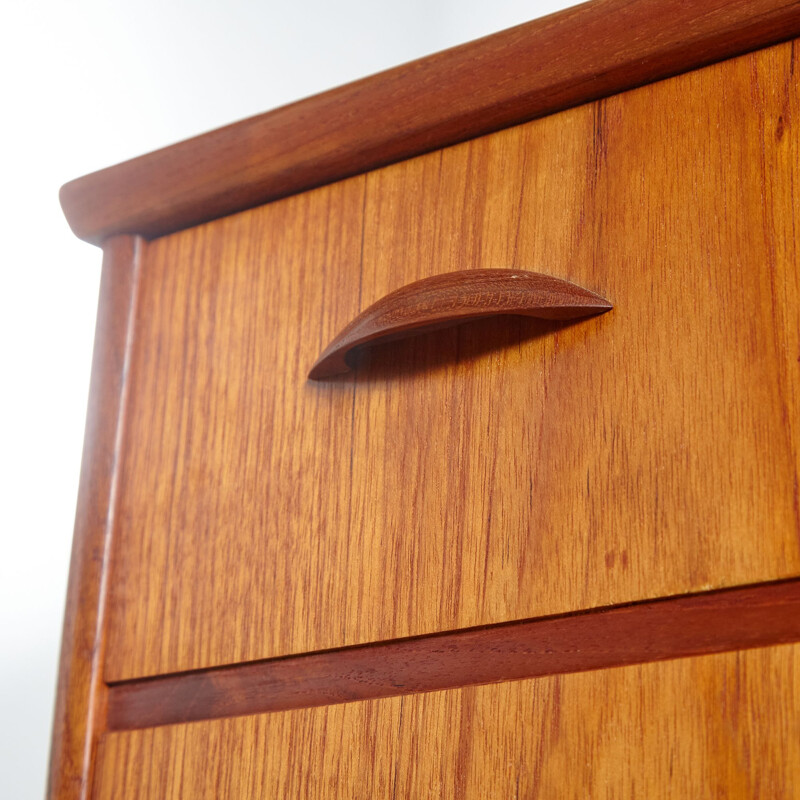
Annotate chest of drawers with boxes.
[50,1,800,797]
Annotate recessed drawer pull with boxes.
[308,268,612,379]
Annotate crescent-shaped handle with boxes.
[308,268,612,380]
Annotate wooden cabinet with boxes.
[50,2,800,797]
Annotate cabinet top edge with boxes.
[61,0,800,246]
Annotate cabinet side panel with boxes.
[47,236,141,799]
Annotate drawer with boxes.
[93,643,800,798]
[105,39,800,680]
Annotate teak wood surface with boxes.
[92,644,800,799]
[59,0,800,244]
[103,39,800,682]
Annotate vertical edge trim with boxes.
[47,236,142,799]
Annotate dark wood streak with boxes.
[308,269,612,379]
[106,578,800,731]
[60,0,800,245]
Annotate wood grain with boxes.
[309,269,612,379]
[106,579,800,730]
[47,237,141,800]
[104,39,800,681]
[59,0,800,245]
[92,643,800,799]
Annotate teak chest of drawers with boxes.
[51,2,800,797]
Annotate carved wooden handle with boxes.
[308,269,612,379]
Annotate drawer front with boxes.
[106,39,799,680]
[93,644,800,798]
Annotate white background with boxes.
[0,1,577,795]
